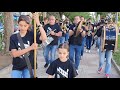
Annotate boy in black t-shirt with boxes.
[46,43,78,78]
[9,13,47,78]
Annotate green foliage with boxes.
[113,35,120,66]
[96,12,116,18]
[113,51,120,66]
[117,35,120,49]
[64,12,91,22]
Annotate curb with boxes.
[111,59,120,75]
[0,64,12,70]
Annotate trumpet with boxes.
[61,23,68,32]
[75,21,83,37]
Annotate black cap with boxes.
[18,15,30,24]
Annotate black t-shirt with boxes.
[66,23,72,33]
[86,29,94,39]
[95,25,103,37]
[69,23,84,46]
[44,23,62,45]
[46,58,78,78]
[9,31,42,70]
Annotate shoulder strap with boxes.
[17,33,34,78]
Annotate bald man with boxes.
[43,15,62,68]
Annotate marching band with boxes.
[9,13,118,78]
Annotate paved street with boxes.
[0,45,120,78]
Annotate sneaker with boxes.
[76,70,78,74]
[97,67,102,74]
[88,50,90,53]
[44,63,49,68]
[86,50,88,52]
[105,74,110,78]
[97,49,99,52]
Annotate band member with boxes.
[9,13,47,78]
[46,43,78,78]
[85,18,94,53]
[58,21,66,45]
[97,19,118,78]
[43,17,48,26]
[94,18,105,52]
[64,18,72,42]
[55,19,59,25]
[80,16,86,58]
[43,15,62,68]
[69,16,86,72]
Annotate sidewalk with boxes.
[0,45,120,78]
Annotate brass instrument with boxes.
[84,21,93,37]
[75,21,84,37]
[61,22,68,33]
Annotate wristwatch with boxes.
[37,24,42,28]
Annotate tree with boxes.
[63,12,91,22]
[47,12,61,20]
[3,12,14,54]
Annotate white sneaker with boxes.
[97,49,99,52]
[88,50,90,53]
[76,70,78,74]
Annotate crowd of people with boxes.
[9,13,118,78]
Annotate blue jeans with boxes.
[69,45,82,70]
[96,37,100,49]
[11,68,33,78]
[86,37,92,50]
[99,50,112,74]
[58,37,65,45]
[65,33,69,42]
[81,37,86,56]
[43,45,58,64]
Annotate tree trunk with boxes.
[43,12,47,18]
[59,12,64,19]
[3,12,14,54]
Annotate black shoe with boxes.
[44,63,49,68]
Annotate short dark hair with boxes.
[58,43,69,52]
[44,17,48,21]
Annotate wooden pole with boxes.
[34,12,37,78]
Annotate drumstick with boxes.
[115,25,118,52]
[34,12,37,78]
